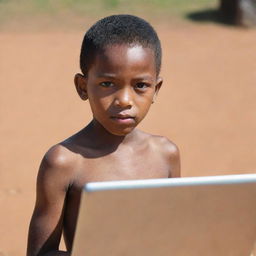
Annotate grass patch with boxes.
[0,0,218,30]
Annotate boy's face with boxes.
[75,44,162,136]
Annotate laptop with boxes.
[71,174,256,256]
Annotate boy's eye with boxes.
[135,82,150,90]
[100,81,114,88]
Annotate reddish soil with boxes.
[1,20,256,255]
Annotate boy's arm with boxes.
[159,137,180,178]
[154,136,180,178]
[27,146,73,256]
[168,143,180,178]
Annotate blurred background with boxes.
[1,0,256,255]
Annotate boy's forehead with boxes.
[101,45,152,62]
[91,44,156,74]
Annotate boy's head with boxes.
[80,14,162,76]
[75,15,163,136]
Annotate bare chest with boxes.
[75,150,169,186]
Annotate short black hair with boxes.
[80,14,162,75]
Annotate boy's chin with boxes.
[107,127,136,137]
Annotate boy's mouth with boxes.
[110,114,135,124]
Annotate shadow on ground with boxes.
[186,8,236,26]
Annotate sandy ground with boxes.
[1,20,256,255]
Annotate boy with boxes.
[27,14,180,256]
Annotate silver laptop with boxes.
[71,174,256,256]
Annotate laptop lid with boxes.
[72,174,256,256]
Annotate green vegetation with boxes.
[0,0,218,29]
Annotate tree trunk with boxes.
[219,0,240,24]
[220,0,256,26]
[239,0,256,26]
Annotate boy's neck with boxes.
[83,119,139,148]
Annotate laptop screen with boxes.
[72,174,256,256]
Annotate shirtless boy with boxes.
[27,14,180,256]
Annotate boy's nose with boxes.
[114,87,133,108]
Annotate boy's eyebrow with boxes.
[96,73,155,81]
[133,74,155,81]
[95,72,117,78]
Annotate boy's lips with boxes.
[110,114,135,124]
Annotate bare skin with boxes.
[27,44,180,256]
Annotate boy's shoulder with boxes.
[139,131,180,178]
[149,134,178,154]
[43,143,77,168]
[39,142,80,181]
[141,131,179,156]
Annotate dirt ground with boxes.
[1,19,256,255]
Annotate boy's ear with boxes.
[74,73,88,101]
[152,77,163,103]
